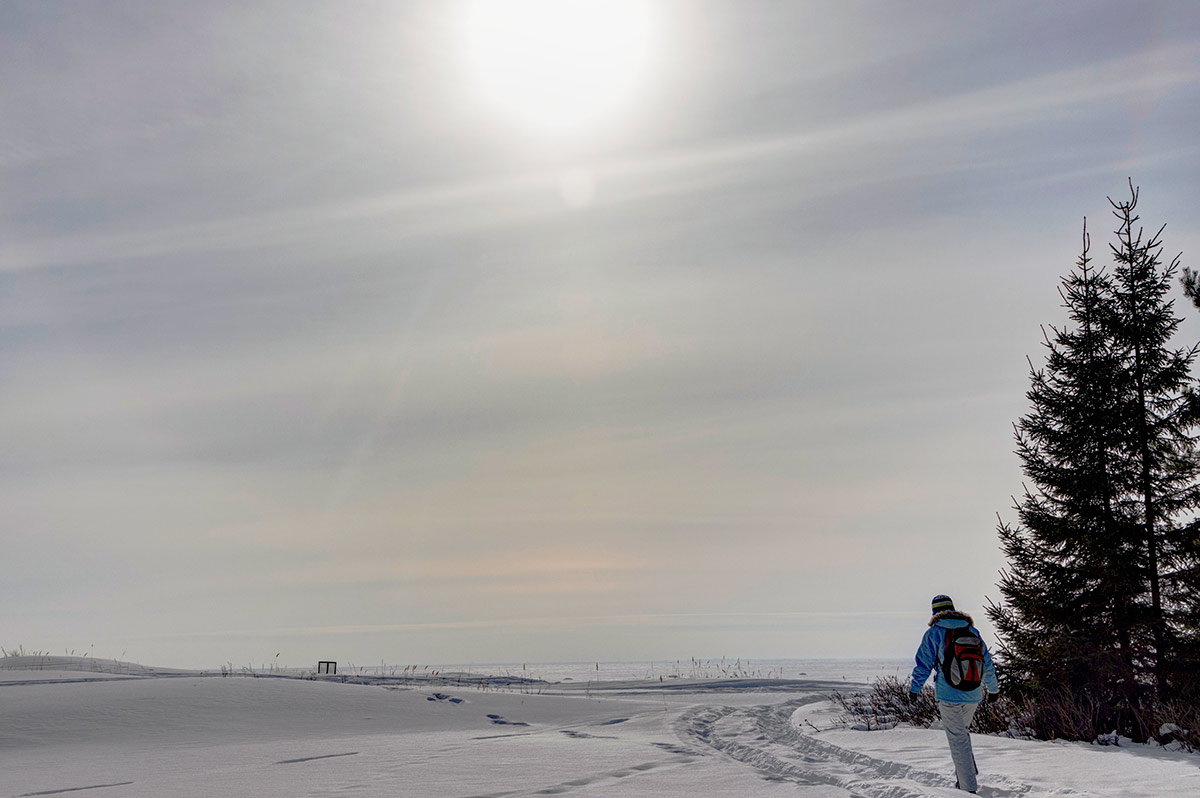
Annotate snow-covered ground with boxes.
[2,657,1197,797]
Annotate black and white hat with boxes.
[931,594,955,615]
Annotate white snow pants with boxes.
[938,700,979,792]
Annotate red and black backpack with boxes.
[941,626,985,691]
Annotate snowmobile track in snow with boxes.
[676,698,1062,797]
[16,784,135,797]
[274,751,359,765]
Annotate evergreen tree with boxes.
[1107,183,1200,700]
[989,220,1142,722]
[989,183,1200,736]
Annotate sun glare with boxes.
[462,0,652,133]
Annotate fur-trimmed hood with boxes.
[929,609,974,627]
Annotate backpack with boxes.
[940,626,985,691]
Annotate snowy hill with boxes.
[0,654,196,681]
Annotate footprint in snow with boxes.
[652,742,700,757]
[426,693,465,704]
[486,713,529,726]
[561,730,617,740]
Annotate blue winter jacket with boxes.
[909,611,999,704]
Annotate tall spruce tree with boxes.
[989,183,1200,736]
[989,220,1141,721]
[1107,183,1200,700]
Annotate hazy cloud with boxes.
[3,1,1199,667]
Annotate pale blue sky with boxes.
[3,1,1199,668]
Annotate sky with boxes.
[3,1,1200,670]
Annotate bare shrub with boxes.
[837,677,1200,750]
[832,676,939,729]
[969,694,1024,735]
[833,677,1119,745]
[973,689,1114,742]
[1140,699,1200,752]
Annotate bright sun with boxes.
[462,0,652,133]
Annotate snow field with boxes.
[3,659,1198,797]
[1,675,807,798]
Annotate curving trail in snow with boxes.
[677,698,1044,797]
[671,695,1200,798]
